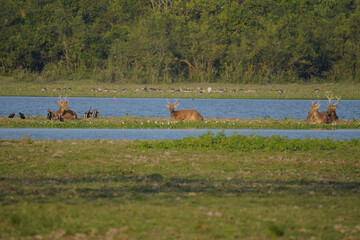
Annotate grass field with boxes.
[1,76,360,99]
[1,134,360,239]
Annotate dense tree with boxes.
[1,0,359,83]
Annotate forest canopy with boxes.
[1,0,359,84]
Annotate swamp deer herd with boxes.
[8,95,342,124]
[306,95,341,124]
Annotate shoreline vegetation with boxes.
[1,77,360,99]
[1,116,359,130]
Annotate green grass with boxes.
[1,134,360,239]
[1,116,359,129]
[1,76,360,99]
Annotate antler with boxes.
[174,99,178,105]
[333,96,341,106]
[166,98,170,105]
[59,95,63,102]
[327,95,333,106]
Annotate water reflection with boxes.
[1,128,359,141]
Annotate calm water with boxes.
[1,128,359,141]
[1,96,360,120]
[1,97,359,141]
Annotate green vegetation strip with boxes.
[1,78,360,99]
[1,134,359,239]
[1,116,359,129]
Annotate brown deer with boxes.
[307,100,328,124]
[55,96,77,120]
[327,95,340,122]
[166,99,204,121]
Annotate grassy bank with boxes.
[1,134,359,239]
[1,76,360,99]
[1,116,360,129]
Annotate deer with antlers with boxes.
[55,96,77,120]
[327,95,340,122]
[166,99,204,121]
[307,100,329,124]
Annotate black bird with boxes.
[46,109,55,120]
[84,106,92,118]
[8,112,15,118]
[19,112,25,119]
[92,109,99,118]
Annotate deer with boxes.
[307,100,329,124]
[327,95,340,122]
[166,99,204,121]
[55,96,77,120]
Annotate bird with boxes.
[19,112,26,119]
[8,112,15,118]
[46,109,55,120]
[84,106,92,118]
[91,109,99,118]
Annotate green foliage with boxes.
[1,1,360,83]
[135,132,359,152]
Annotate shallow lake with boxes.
[1,96,360,120]
[1,128,359,141]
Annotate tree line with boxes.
[1,0,359,84]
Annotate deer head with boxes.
[308,100,320,116]
[327,95,340,112]
[58,96,69,111]
[327,95,340,122]
[307,100,328,124]
[166,99,179,113]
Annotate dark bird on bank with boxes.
[46,109,55,120]
[19,112,26,119]
[8,112,15,118]
[84,106,92,118]
[92,109,99,118]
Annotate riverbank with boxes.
[1,136,359,239]
[1,77,360,99]
[1,116,359,129]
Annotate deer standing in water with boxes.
[327,95,340,122]
[55,96,77,120]
[166,99,204,121]
[307,100,328,124]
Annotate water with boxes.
[1,96,360,120]
[1,128,359,141]
[1,97,359,141]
